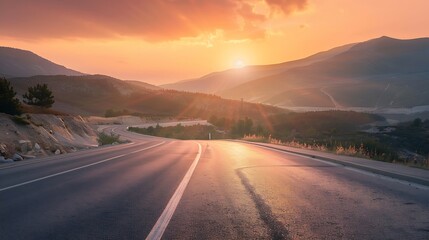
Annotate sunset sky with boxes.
[1,0,428,85]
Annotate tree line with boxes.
[0,77,54,115]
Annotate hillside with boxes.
[1,44,284,122]
[223,37,429,110]
[8,75,285,120]
[163,37,429,112]
[125,80,161,91]
[0,47,83,77]
[161,43,355,94]
[9,75,158,115]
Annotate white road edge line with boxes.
[146,142,202,240]
[255,144,340,167]
[0,141,166,192]
[344,166,429,190]
[253,144,429,189]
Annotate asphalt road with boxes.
[1,127,429,239]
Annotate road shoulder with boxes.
[235,140,429,187]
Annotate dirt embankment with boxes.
[0,113,97,162]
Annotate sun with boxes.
[234,59,245,68]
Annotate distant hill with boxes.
[163,37,429,111]
[222,36,429,109]
[9,75,284,120]
[0,46,83,77]
[161,43,355,94]
[9,75,157,115]
[125,80,161,91]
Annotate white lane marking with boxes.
[0,141,165,192]
[146,142,202,240]
[0,142,137,171]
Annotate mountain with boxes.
[9,75,284,120]
[3,46,285,121]
[221,37,429,109]
[0,46,83,77]
[161,43,356,94]
[164,36,429,111]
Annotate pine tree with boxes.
[0,77,22,115]
[23,83,55,108]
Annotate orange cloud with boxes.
[265,0,308,14]
[0,0,308,42]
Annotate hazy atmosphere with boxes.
[1,1,429,240]
[2,0,429,84]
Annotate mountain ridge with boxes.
[164,36,429,111]
[0,46,84,77]
[8,74,284,120]
[161,42,356,94]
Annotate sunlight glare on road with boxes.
[227,142,261,165]
[230,143,250,155]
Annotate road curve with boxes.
[0,135,199,239]
[162,141,429,239]
[1,127,428,239]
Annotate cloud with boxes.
[265,0,308,14]
[0,0,308,42]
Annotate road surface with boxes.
[1,127,428,239]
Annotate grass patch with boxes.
[11,115,30,125]
[242,134,269,143]
[21,104,67,115]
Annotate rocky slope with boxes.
[0,113,97,162]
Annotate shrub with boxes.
[97,132,120,145]
[129,124,224,140]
